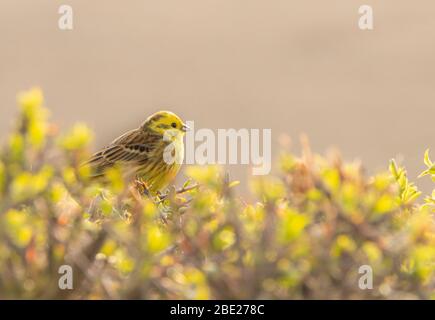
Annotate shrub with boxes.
[0,88,434,299]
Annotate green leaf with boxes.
[424,149,432,167]
[389,159,399,178]
[182,178,192,189]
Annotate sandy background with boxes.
[1,0,434,192]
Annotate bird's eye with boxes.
[171,122,177,128]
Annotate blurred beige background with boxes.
[1,0,434,191]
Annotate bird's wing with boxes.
[85,128,156,175]
[96,143,152,164]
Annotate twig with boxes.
[157,184,199,203]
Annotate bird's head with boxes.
[142,111,189,136]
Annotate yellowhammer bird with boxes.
[85,111,188,194]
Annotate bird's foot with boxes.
[134,177,150,197]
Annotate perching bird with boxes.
[84,111,188,194]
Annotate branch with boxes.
[157,184,199,203]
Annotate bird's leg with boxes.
[155,190,163,200]
[134,176,150,197]
[134,178,163,205]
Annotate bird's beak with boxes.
[181,123,190,132]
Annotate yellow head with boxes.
[141,111,188,136]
